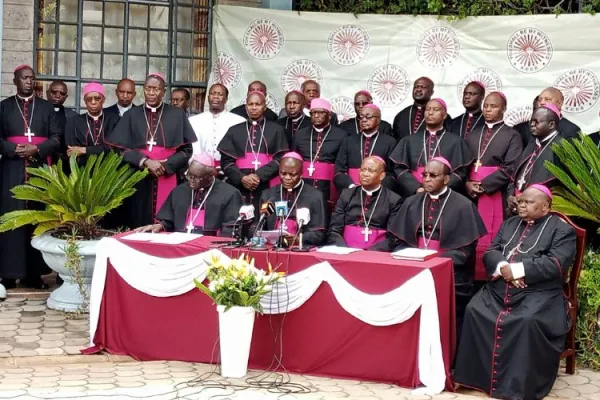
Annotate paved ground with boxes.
[0,296,599,399]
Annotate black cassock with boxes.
[377,189,487,332]
[339,117,393,137]
[589,131,599,145]
[106,103,195,228]
[515,118,580,147]
[156,179,242,237]
[251,182,327,246]
[333,132,397,192]
[0,96,61,279]
[327,186,402,250]
[276,115,311,145]
[513,120,532,148]
[292,125,348,202]
[65,113,120,165]
[391,104,452,142]
[231,104,278,122]
[454,214,576,400]
[390,129,473,198]
[449,110,485,139]
[508,133,563,197]
[218,120,289,210]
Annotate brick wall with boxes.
[1,0,34,98]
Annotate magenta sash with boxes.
[302,161,338,202]
[140,146,177,214]
[417,237,440,251]
[348,168,360,185]
[186,208,219,235]
[411,166,425,184]
[469,165,504,281]
[275,218,298,236]
[235,153,279,187]
[343,225,386,249]
[7,136,52,166]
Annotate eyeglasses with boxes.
[354,101,369,106]
[421,172,442,179]
[358,115,378,121]
[186,173,211,182]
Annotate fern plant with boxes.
[545,133,600,224]
[0,153,147,240]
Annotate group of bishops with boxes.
[0,64,588,400]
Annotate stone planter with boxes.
[31,233,100,312]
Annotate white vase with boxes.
[31,233,100,312]
[217,305,256,378]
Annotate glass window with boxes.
[34,1,213,114]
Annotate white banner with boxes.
[210,5,600,133]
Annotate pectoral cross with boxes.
[147,138,157,152]
[361,227,372,242]
[474,159,482,172]
[251,159,261,169]
[307,163,315,177]
[517,176,526,190]
[186,223,194,234]
[25,129,35,143]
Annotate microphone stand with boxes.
[222,219,245,249]
[291,223,310,252]
[249,216,268,251]
[274,213,287,252]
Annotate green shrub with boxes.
[575,250,600,370]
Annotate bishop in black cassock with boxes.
[104,79,136,118]
[454,185,576,400]
[218,91,289,210]
[0,65,62,288]
[292,98,348,203]
[276,91,311,145]
[328,157,402,250]
[450,81,485,139]
[390,98,472,198]
[231,81,278,122]
[334,104,397,192]
[250,153,327,247]
[106,73,195,229]
[538,87,581,140]
[339,90,392,136]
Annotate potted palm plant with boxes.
[0,153,147,312]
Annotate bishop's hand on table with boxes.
[135,223,163,233]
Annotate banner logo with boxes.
[210,52,242,89]
[504,105,533,127]
[243,19,285,60]
[367,65,410,108]
[457,68,502,103]
[240,93,279,112]
[554,69,600,114]
[280,59,323,93]
[327,25,370,66]
[416,27,460,69]
[331,96,355,122]
[507,28,553,73]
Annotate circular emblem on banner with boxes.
[457,68,503,103]
[554,69,600,114]
[331,96,355,122]
[507,28,553,73]
[327,25,370,66]
[280,59,323,93]
[504,105,533,127]
[239,93,280,112]
[416,27,460,69]
[210,52,242,89]
[243,19,285,60]
[366,65,410,108]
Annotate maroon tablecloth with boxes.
[85,235,456,390]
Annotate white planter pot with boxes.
[31,233,100,312]
[217,305,256,378]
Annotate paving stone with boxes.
[0,313,21,319]
[569,384,599,394]
[88,372,116,378]
[19,316,44,323]
[39,333,64,341]
[87,377,117,384]
[0,377,31,384]
[15,328,42,335]
[561,375,590,385]
[1,308,23,313]
[22,305,46,312]
[59,367,89,373]
[38,339,65,348]
[18,322,43,329]
[41,328,65,334]
[35,347,64,356]
[63,345,84,355]
[21,311,45,317]
[86,383,116,390]
[9,348,37,357]
[115,381,146,388]
[2,367,34,374]
[66,325,88,332]
[0,344,13,352]
[0,325,18,331]
[32,371,62,377]
[27,381,59,388]
[57,380,88,387]
[0,331,16,338]
[0,338,16,346]
[64,331,88,339]
[0,319,19,325]
[14,335,40,343]
[0,384,27,391]
[0,353,11,358]
[13,342,39,349]
[43,321,66,328]
[59,374,88,381]
[552,388,583,398]
[64,338,88,346]
[143,373,172,380]
[116,370,144,377]
[26,375,59,383]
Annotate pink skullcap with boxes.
[282,152,303,161]
[310,98,331,112]
[431,156,452,170]
[488,91,506,101]
[541,103,562,119]
[429,98,447,112]
[355,90,372,98]
[192,153,215,168]
[371,156,386,168]
[147,72,165,81]
[247,90,265,100]
[470,81,486,91]
[14,64,32,74]
[362,104,380,112]
[529,184,552,199]
[83,82,105,97]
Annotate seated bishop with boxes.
[374,157,487,334]
[250,152,327,247]
[333,104,397,192]
[136,154,242,237]
[327,156,403,250]
[454,184,576,400]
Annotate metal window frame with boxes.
[33,0,213,113]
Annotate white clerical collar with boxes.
[292,115,303,122]
[87,112,103,121]
[314,126,329,133]
[17,94,34,102]
[54,107,60,112]
[428,186,448,200]
[485,121,503,128]
[362,130,378,138]
[427,128,442,136]
[536,130,558,145]
[145,103,163,113]
[362,185,381,196]
[287,180,303,192]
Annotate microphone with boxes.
[275,201,288,218]
[292,208,311,252]
[237,205,255,222]
[254,200,275,239]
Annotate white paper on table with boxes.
[316,246,363,255]
[120,232,158,242]
[148,232,203,244]
[261,230,290,245]
[391,248,437,260]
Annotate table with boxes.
[85,235,456,392]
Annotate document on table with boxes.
[121,232,202,244]
[261,230,290,245]
[391,248,437,261]
[315,246,363,255]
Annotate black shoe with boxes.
[1,279,16,289]
[22,277,49,290]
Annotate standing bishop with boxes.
[450,81,485,139]
[339,91,392,136]
[276,91,311,145]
